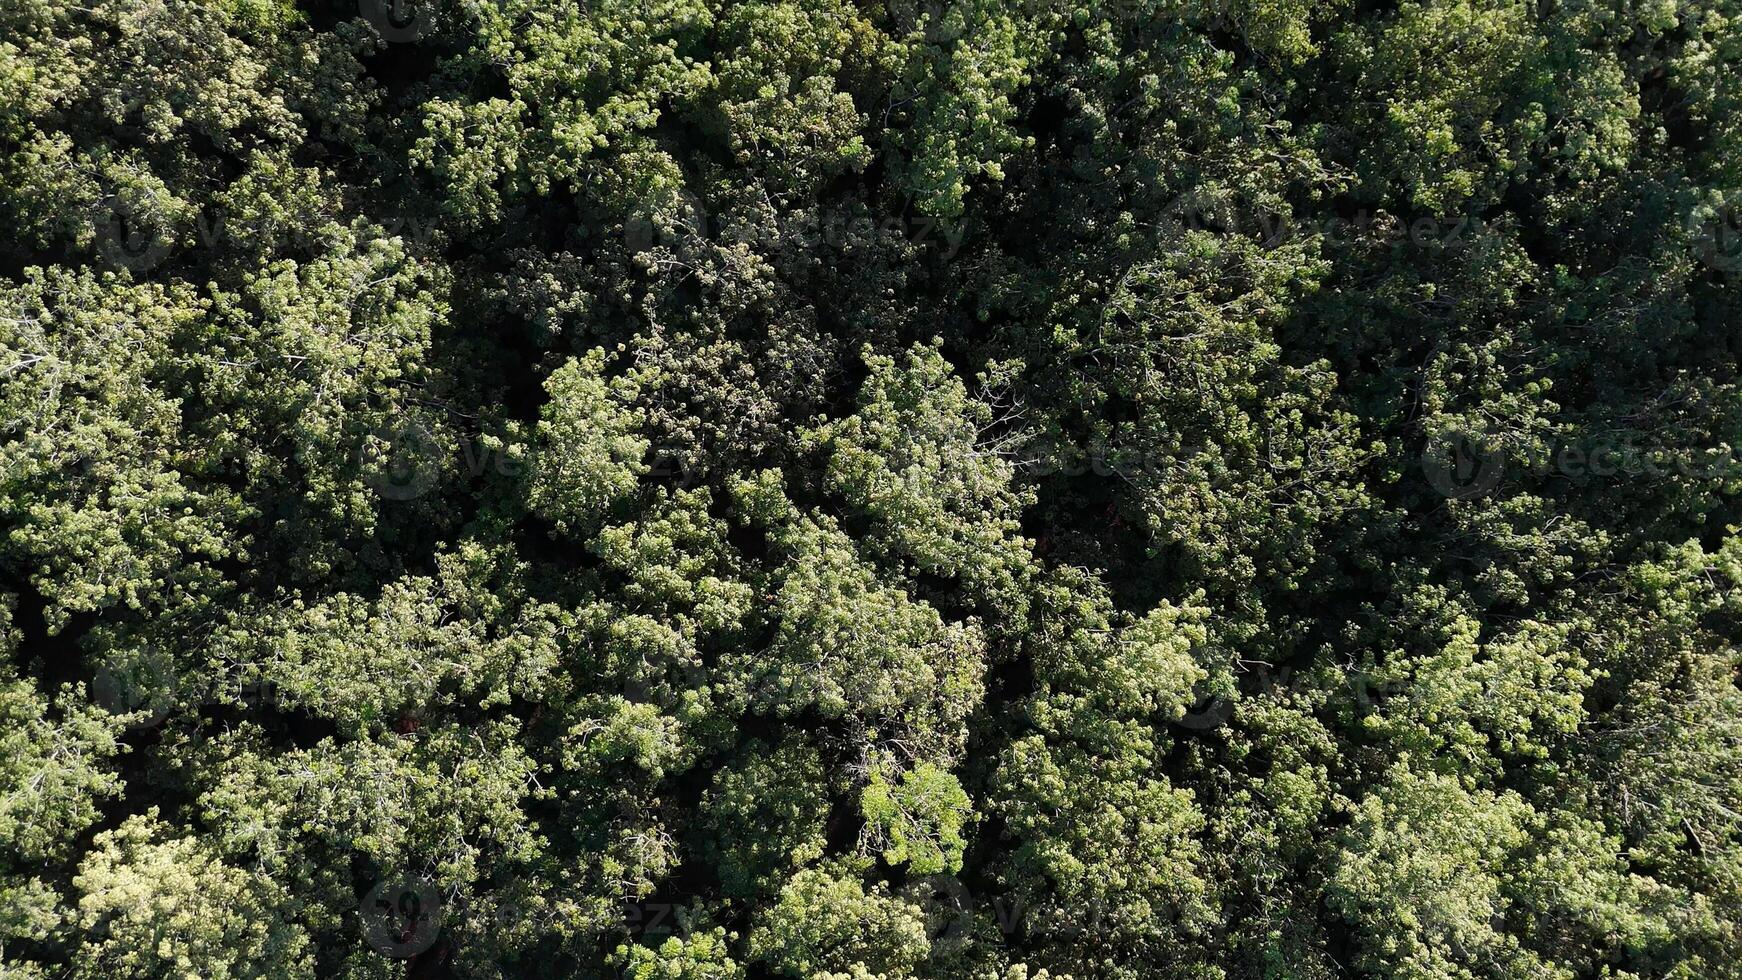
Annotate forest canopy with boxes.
[1,0,1740,977]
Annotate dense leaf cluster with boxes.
[1,0,1739,977]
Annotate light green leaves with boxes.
[70,814,314,980]
[526,349,650,536]
[746,860,930,979]
[860,762,972,876]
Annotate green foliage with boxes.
[615,927,743,979]
[700,739,829,898]
[525,349,651,535]
[859,761,972,875]
[70,813,313,979]
[2,0,1739,977]
[746,860,930,978]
